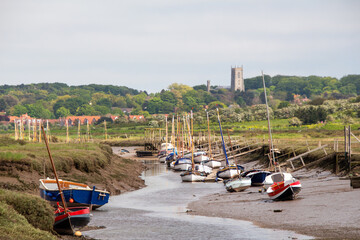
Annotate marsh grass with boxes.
[0,189,56,240]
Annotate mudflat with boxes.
[188,168,360,239]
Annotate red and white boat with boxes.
[265,172,301,201]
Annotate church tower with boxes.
[231,66,244,92]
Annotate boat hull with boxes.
[204,160,222,168]
[174,163,192,171]
[39,179,110,209]
[225,178,251,192]
[194,155,209,163]
[54,207,90,235]
[181,172,206,182]
[267,181,302,201]
[217,165,244,179]
[244,170,271,186]
[159,155,167,163]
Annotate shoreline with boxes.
[187,168,360,239]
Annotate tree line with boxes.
[0,74,359,120]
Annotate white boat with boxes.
[216,164,244,179]
[264,172,302,200]
[204,159,222,168]
[194,164,212,174]
[180,171,206,182]
[173,158,192,171]
[159,155,167,163]
[193,152,208,163]
[225,177,251,192]
[263,172,295,189]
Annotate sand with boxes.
[188,168,360,239]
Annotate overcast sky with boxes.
[0,0,359,93]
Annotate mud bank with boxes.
[188,167,360,239]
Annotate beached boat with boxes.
[216,164,244,179]
[194,151,208,163]
[180,171,206,182]
[173,158,192,171]
[242,169,272,186]
[41,126,90,235]
[265,172,302,200]
[204,159,222,168]
[54,205,91,235]
[39,178,110,209]
[214,108,245,180]
[180,111,208,182]
[194,163,212,174]
[225,177,251,192]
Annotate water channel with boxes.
[84,162,312,240]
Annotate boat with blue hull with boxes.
[242,169,272,186]
[40,178,110,210]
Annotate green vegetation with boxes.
[1,75,360,118]
[0,189,56,240]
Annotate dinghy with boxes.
[264,172,302,200]
[225,177,251,192]
[39,178,110,209]
[180,111,207,182]
[54,205,91,235]
[260,72,301,201]
[242,169,272,186]
[173,158,192,171]
[217,164,244,179]
[41,126,90,235]
[180,171,206,182]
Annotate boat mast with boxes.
[165,116,168,155]
[41,126,68,214]
[216,108,229,166]
[227,129,240,176]
[206,110,212,159]
[262,71,276,170]
[190,111,195,171]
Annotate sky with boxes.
[0,0,359,93]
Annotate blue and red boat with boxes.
[54,205,91,235]
[39,178,110,210]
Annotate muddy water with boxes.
[84,162,312,239]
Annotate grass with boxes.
[0,189,56,240]
[0,136,113,176]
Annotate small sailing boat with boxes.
[41,126,90,235]
[264,172,302,200]
[181,111,207,182]
[54,204,91,235]
[204,110,222,168]
[260,71,301,200]
[225,177,251,192]
[215,108,244,179]
[39,178,110,209]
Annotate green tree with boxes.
[76,105,96,116]
[278,101,290,109]
[12,105,28,116]
[55,107,70,118]
[96,98,112,109]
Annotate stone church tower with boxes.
[231,66,244,92]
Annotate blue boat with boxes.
[39,178,110,210]
[241,169,272,186]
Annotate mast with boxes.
[262,71,276,170]
[41,126,68,214]
[216,108,229,166]
[206,111,212,159]
[165,116,168,155]
[227,129,240,177]
[191,111,194,171]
